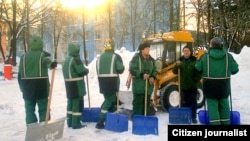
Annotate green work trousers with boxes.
[132,94,151,118]
[24,98,48,124]
[98,93,117,120]
[67,97,83,128]
[206,97,230,125]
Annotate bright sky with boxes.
[60,0,107,9]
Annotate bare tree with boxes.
[189,0,250,53]
[0,0,53,66]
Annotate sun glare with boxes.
[83,0,107,9]
[60,0,107,9]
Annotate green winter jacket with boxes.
[18,36,54,100]
[173,55,201,90]
[62,43,89,99]
[129,53,157,95]
[195,47,239,98]
[96,50,125,94]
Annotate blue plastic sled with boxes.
[105,112,128,132]
[132,115,158,135]
[81,107,101,122]
[198,110,240,125]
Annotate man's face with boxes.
[183,48,191,58]
[141,47,150,56]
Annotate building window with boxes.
[72,33,78,41]
[94,30,101,40]
[19,46,24,51]
[85,31,89,41]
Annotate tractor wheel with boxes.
[160,84,205,111]
[197,87,205,108]
[160,84,179,111]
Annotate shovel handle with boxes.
[144,80,148,116]
[178,68,181,108]
[86,75,91,108]
[45,68,56,123]
[116,92,119,113]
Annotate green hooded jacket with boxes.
[96,50,125,94]
[18,36,54,100]
[195,47,239,98]
[129,53,157,95]
[62,43,89,99]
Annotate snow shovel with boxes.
[105,92,128,132]
[82,75,101,122]
[198,110,240,125]
[169,68,192,124]
[25,69,66,141]
[198,91,240,125]
[132,80,158,135]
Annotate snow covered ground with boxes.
[0,46,250,141]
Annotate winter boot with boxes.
[72,124,86,129]
[192,117,198,124]
[95,119,105,129]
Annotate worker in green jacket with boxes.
[18,36,57,124]
[195,37,239,125]
[172,46,201,123]
[129,42,157,118]
[62,42,89,129]
[95,39,125,129]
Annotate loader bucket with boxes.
[132,115,158,135]
[82,107,101,122]
[169,107,192,124]
[105,112,128,132]
[25,117,65,141]
[198,110,240,125]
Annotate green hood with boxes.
[208,47,226,60]
[68,43,80,57]
[29,36,43,51]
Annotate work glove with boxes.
[175,61,182,67]
[50,61,57,69]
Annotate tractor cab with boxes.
[144,30,205,111]
[144,31,194,72]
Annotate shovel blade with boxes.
[132,115,158,135]
[25,117,65,141]
[198,110,209,124]
[198,110,240,125]
[230,111,240,125]
[82,107,101,122]
[169,107,192,124]
[105,112,128,132]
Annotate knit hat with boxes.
[138,42,150,51]
[210,37,222,48]
[103,38,114,51]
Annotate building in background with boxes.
[1,0,182,64]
